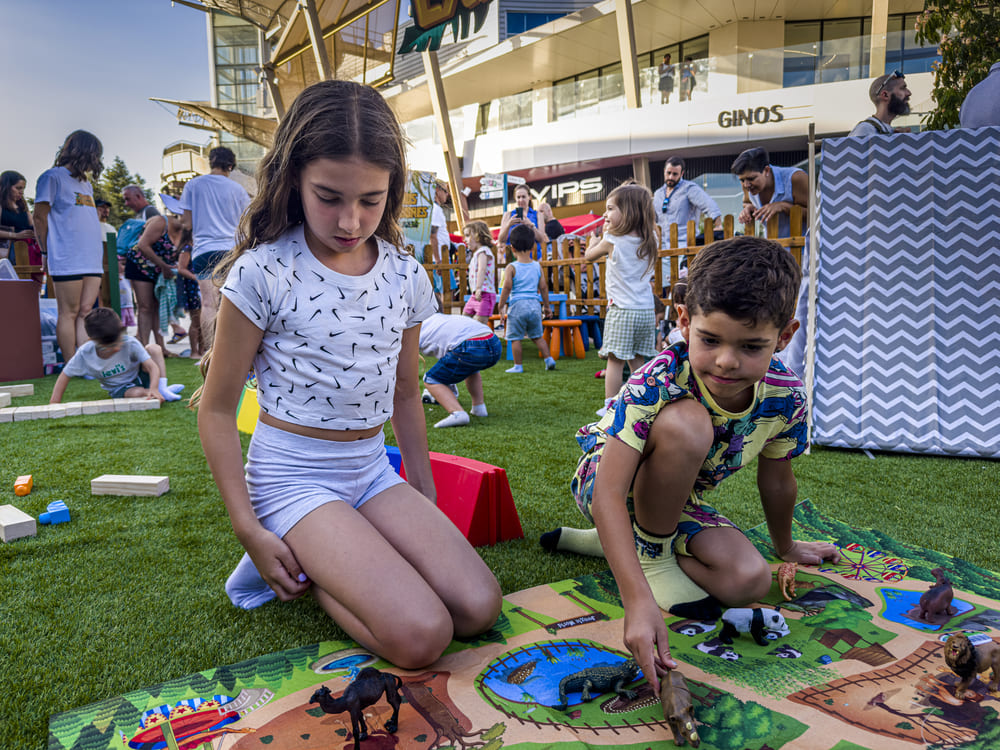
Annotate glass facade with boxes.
[211,12,265,173]
[783,13,937,87]
[507,12,565,36]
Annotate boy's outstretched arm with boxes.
[591,437,677,694]
[758,456,840,564]
[49,372,71,404]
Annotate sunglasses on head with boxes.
[875,70,904,97]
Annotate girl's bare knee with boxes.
[375,610,453,669]
[450,583,503,638]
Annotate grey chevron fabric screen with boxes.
[812,127,1000,458]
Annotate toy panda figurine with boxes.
[719,608,790,646]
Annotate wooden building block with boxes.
[0,384,34,398]
[0,408,13,423]
[64,402,83,417]
[91,474,170,497]
[112,399,132,412]
[47,404,67,419]
[13,406,46,422]
[0,393,9,407]
[0,504,37,542]
[132,398,161,411]
[81,401,102,415]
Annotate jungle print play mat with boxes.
[49,501,1000,750]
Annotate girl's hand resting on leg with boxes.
[623,594,677,695]
[778,540,841,565]
[244,527,312,601]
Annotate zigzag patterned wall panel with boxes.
[813,127,1000,458]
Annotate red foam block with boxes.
[399,452,523,546]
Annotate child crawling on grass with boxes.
[542,236,839,693]
[49,307,184,404]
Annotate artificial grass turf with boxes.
[1,347,998,749]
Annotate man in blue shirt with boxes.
[652,157,722,282]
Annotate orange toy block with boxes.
[14,475,33,496]
[399,452,523,546]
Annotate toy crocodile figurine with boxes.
[554,659,640,710]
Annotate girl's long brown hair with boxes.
[605,180,658,272]
[213,80,409,285]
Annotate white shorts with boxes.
[245,421,405,539]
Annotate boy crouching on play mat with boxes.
[49,307,184,404]
[542,236,839,692]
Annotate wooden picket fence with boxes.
[420,206,806,317]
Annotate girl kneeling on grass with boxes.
[193,80,501,670]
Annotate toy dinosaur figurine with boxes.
[554,659,640,710]
[309,668,403,750]
[918,568,957,622]
[777,562,798,601]
[660,669,700,747]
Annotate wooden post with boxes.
[422,50,466,235]
[869,0,889,78]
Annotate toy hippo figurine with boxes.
[554,659,640,710]
[918,568,957,622]
[660,670,700,747]
[719,608,790,646]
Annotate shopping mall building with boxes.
[162,0,938,221]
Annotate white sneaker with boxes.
[434,410,470,428]
[421,388,436,404]
[506,364,524,374]
[596,397,614,417]
[471,404,488,417]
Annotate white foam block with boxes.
[0,408,12,423]
[64,402,83,416]
[0,504,37,542]
[0,384,33,397]
[81,401,102,415]
[132,398,161,411]
[48,404,68,419]
[112,399,132,412]
[0,393,9,407]
[91,474,170,497]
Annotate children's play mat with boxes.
[49,501,1000,750]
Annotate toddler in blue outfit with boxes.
[497,223,556,373]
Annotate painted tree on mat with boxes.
[915,1,1000,129]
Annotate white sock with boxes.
[434,410,470,428]
[167,383,185,394]
[633,522,710,611]
[225,552,277,609]
[506,364,523,373]
[470,403,488,417]
[158,377,181,401]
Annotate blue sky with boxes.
[2,0,212,199]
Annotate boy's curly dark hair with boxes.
[509,223,536,253]
[685,236,800,329]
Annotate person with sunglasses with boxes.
[849,70,912,137]
[652,157,721,289]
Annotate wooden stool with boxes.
[541,319,585,360]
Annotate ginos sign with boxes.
[718,105,785,128]
[532,177,603,203]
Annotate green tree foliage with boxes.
[93,156,154,227]
[915,2,1000,129]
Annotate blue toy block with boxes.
[384,445,403,475]
[39,500,70,525]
